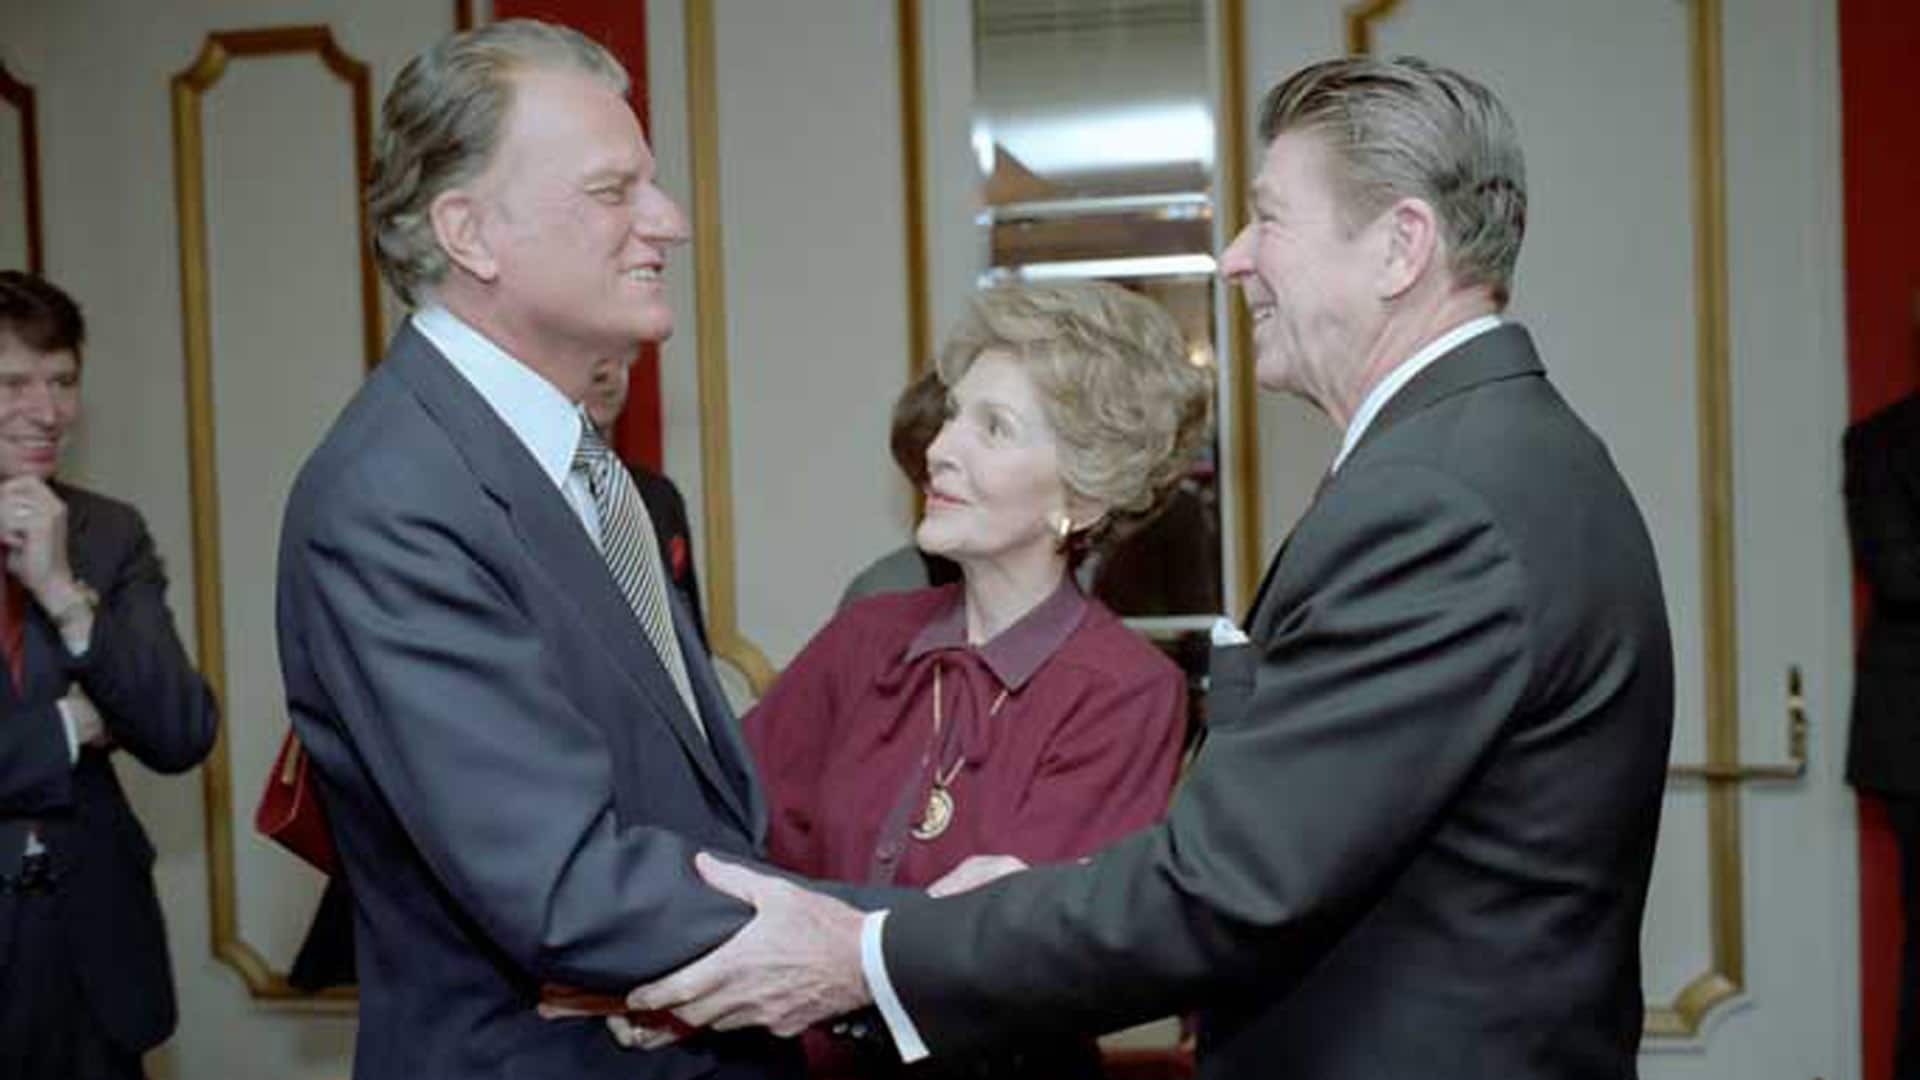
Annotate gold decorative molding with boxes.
[896,0,932,378]
[685,0,776,694]
[1648,0,1743,1038]
[0,61,45,274]
[1344,0,1404,55]
[173,24,376,1001]
[1215,0,1261,612]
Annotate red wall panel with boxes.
[491,0,664,470]
[1840,1,1920,1077]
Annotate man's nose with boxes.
[1219,227,1254,279]
[19,384,58,425]
[637,188,691,247]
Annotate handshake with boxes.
[536,852,1029,1050]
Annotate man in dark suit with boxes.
[276,20,795,1080]
[627,56,1676,1080]
[0,270,218,1079]
[1845,388,1920,1080]
[288,353,712,996]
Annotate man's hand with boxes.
[627,852,871,1037]
[535,987,692,1052]
[0,476,74,604]
[0,477,92,649]
[927,854,1028,898]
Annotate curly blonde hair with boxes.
[935,282,1213,540]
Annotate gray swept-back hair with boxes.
[1258,55,1527,306]
[367,19,628,305]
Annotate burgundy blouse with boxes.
[743,580,1186,888]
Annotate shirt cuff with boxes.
[56,699,79,764]
[862,910,930,1064]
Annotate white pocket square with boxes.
[1210,616,1250,646]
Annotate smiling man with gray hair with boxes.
[276,20,804,1080]
[625,55,1675,1080]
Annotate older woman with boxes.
[743,281,1212,1077]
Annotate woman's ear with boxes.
[1065,494,1109,538]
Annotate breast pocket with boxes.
[1206,643,1257,735]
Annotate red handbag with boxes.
[254,727,339,877]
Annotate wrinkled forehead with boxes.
[493,66,650,181]
[1254,129,1342,195]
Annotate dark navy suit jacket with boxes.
[289,460,713,993]
[276,325,796,1080]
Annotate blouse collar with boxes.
[904,577,1089,691]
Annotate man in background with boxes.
[1844,311,1920,1080]
[584,358,707,646]
[838,371,959,608]
[0,270,218,1079]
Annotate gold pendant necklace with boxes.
[911,665,1007,842]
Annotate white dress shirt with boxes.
[1331,315,1503,473]
[859,313,1506,1064]
[411,305,603,542]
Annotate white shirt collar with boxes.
[1332,315,1504,472]
[411,304,585,491]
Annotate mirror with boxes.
[918,0,1253,633]
[975,0,1223,622]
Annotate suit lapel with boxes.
[1247,324,1546,636]
[1242,547,1285,629]
[667,590,764,839]
[383,326,751,831]
[1242,468,1333,626]
[1350,323,1544,462]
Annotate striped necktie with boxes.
[572,422,704,738]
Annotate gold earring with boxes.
[1055,515,1073,542]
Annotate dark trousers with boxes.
[0,885,145,1080]
[1892,798,1920,1080]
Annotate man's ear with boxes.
[429,188,498,283]
[1377,196,1440,300]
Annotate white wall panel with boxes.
[0,101,26,270]
[201,47,371,976]
[711,0,911,664]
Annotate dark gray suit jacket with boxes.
[881,325,1675,1079]
[276,325,797,1080]
[0,485,217,1055]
